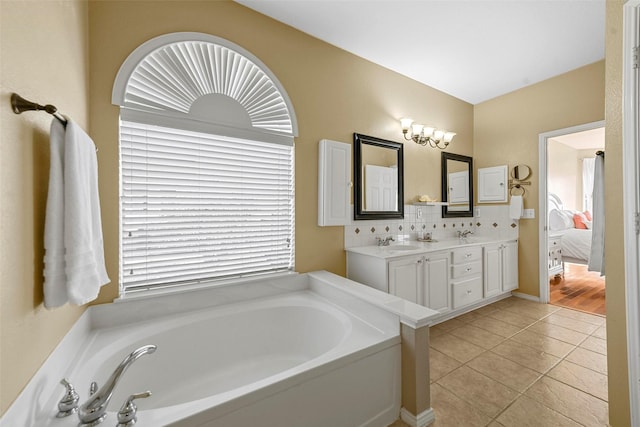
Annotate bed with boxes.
[548,193,592,265]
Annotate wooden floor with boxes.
[550,262,606,315]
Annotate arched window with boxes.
[112,33,298,296]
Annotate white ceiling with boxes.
[235,0,606,105]
[550,127,605,150]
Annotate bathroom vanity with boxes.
[346,238,518,323]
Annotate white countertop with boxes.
[346,236,517,259]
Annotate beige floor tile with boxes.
[430,333,485,363]
[488,422,505,427]
[430,383,493,427]
[565,347,608,375]
[449,323,505,349]
[472,304,502,316]
[592,325,607,339]
[438,366,519,418]
[455,310,486,324]
[554,307,605,326]
[496,395,582,427]
[510,330,576,358]
[580,336,607,355]
[547,360,608,401]
[541,314,600,335]
[504,302,559,320]
[527,322,589,345]
[525,377,609,427]
[430,348,462,382]
[492,340,561,374]
[467,351,541,392]
[486,309,539,329]
[432,318,466,333]
[471,316,522,338]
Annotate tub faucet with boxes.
[77,344,156,426]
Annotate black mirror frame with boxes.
[353,133,404,220]
[441,152,474,218]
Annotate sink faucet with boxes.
[376,236,395,246]
[457,230,473,239]
[77,344,156,426]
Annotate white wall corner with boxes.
[511,291,540,302]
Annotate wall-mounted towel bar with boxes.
[11,93,68,126]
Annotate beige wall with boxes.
[604,1,630,425]
[87,0,474,304]
[0,0,90,414]
[473,61,605,298]
[548,140,580,211]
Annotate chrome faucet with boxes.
[376,236,395,246]
[77,344,156,426]
[457,230,473,239]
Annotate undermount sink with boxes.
[387,244,421,251]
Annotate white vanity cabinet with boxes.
[484,240,519,295]
[450,246,483,309]
[388,255,423,304]
[383,251,450,312]
[346,239,518,322]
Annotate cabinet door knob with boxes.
[466,267,472,272]
[467,289,472,294]
[417,259,423,264]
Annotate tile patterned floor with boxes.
[390,296,608,427]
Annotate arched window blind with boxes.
[113,33,297,296]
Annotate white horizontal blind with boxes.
[120,120,294,295]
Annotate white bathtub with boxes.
[10,271,414,427]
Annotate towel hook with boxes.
[509,184,525,196]
[11,93,68,125]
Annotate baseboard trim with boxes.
[400,407,435,427]
[512,291,540,302]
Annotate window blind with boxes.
[119,120,294,295]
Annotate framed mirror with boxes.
[353,133,404,220]
[441,152,473,218]
[511,164,532,180]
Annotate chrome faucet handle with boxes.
[116,391,152,427]
[89,381,98,396]
[56,378,79,418]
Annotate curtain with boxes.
[588,153,605,275]
[582,157,595,212]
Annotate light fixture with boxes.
[400,118,456,149]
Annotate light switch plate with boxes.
[522,208,535,219]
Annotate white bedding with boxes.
[553,228,592,262]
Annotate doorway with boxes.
[545,127,605,315]
[537,120,605,313]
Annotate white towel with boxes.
[509,195,523,220]
[63,120,110,305]
[43,119,110,308]
[43,120,68,308]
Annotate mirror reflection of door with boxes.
[361,143,398,212]
[448,170,469,205]
[365,164,398,210]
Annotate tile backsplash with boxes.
[344,204,519,248]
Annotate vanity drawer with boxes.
[452,277,483,309]
[451,261,482,279]
[452,246,482,264]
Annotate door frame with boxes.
[623,1,640,423]
[537,120,605,304]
